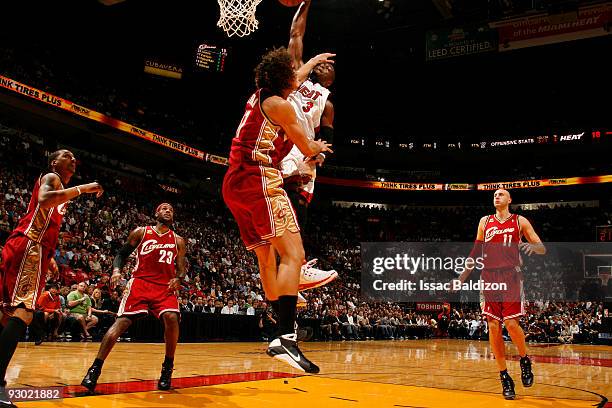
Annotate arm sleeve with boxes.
[113,242,137,270]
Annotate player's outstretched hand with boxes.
[81,182,104,198]
[309,52,335,66]
[314,139,333,154]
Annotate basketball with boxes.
[278,0,303,7]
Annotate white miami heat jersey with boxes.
[281,79,330,182]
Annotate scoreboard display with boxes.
[597,225,612,242]
[195,43,228,73]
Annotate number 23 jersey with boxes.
[132,226,178,285]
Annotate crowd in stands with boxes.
[1,45,608,184]
[0,124,610,345]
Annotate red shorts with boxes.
[1,234,53,312]
[480,267,524,322]
[118,278,179,319]
[222,164,299,250]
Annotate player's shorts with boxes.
[118,278,179,319]
[1,234,53,313]
[222,163,300,251]
[480,267,524,322]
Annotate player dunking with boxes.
[0,150,103,408]
[222,48,333,373]
[281,0,338,294]
[81,203,186,393]
[456,189,545,399]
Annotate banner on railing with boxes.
[2,74,611,193]
[477,175,612,190]
[0,74,207,161]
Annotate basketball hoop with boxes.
[217,0,263,38]
[600,273,611,287]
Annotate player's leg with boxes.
[82,277,145,392]
[265,230,319,373]
[486,317,506,371]
[81,316,133,392]
[0,306,33,408]
[504,317,526,356]
[487,316,515,400]
[254,244,279,314]
[158,311,180,390]
[285,184,337,292]
[0,238,45,408]
[504,317,533,387]
[147,280,181,391]
[502,274,533,388]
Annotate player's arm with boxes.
[456,216,488,284]
[310,99,335,165]
[288,0,312,70]
[518,216,546,255]
[110,227,145,287]
[168,236,187,291]
[38,173,104,209]
[263,96,333,157]
[296,53,336,84]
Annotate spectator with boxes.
[67,282,98,340]
[33,284,63,343]
[221,300,237,315]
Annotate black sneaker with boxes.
[81,365,102,393]
[266,333,320,374]
[500,371,516,400]
[158,364,173,390]
[0,386,17,408]
[520,356,534,387]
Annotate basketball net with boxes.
[600,273,611,287]
[217,0,263,38]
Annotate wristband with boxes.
[75,186,82,196]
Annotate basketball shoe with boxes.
[299,259,337,291]
[158,362,173,390]
[500,370,516,400]
[266,333,319,373]
[520,356,534,387]
[81,365,102,393]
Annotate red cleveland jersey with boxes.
[228,89,294,168]
[12,173,68,250]
[482,213,521,269]
[132,226,178,285]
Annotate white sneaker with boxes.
[299,259,338,291]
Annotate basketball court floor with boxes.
[6,339,611,407]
